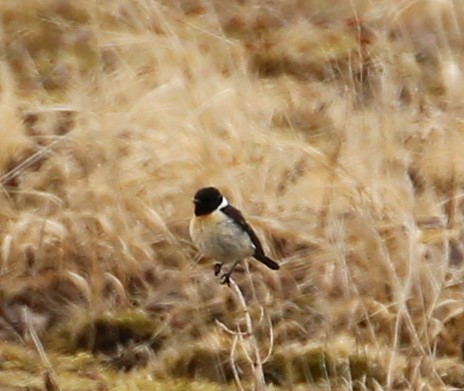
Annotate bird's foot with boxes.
[214,263,222,276]
[219,272,232,286]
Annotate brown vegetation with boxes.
[1,0,464,389]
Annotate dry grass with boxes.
[1,0,464,389]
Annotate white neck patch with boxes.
[218,196,229,210]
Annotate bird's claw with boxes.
[214,263,222,276]
[220,273,231,286]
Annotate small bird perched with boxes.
[189,186,279,285]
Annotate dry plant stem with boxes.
[23,306,62,391]
[230,278,267,391]
[318,103,346,231]
[230,334,245,391]
[0,133,71,186]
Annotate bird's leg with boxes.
[220,260,241,286]
[214,262,222,276]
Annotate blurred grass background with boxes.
[1,0,464,389]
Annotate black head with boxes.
[193,187,223,216]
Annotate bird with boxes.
[189,186,279,285]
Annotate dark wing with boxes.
[221,205,280,270]
[221,204,266,256]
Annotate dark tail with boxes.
[253,253,280,270]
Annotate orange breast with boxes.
[189,212,254,263]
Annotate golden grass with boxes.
[1,0,464,389]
